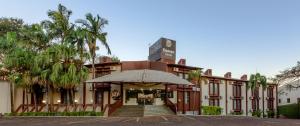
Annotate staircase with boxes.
[110,105,174,117]
[110,105,144,117]
[144,105,174,116]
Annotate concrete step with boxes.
[110,105,144,117]
[144,105,175,116]
[110,105,175,117]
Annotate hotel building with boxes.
[0,37,278,117]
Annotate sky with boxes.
[0,0,300,78]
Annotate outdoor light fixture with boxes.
[141,88,143,91]
[149,88,152,91]
[42,100,46,103]
[57,100,61,103]
[90,99,93,103]
[130,88,133,91]
[74,99,78,103]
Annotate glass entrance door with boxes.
[137,90,154,105]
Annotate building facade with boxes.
[1,37,278,117]
[278,79,300,106]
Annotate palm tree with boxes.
[248,73,267,117]
[42,4,90,112]
[42,4,74,45]
[188,69,202,115]
[76,13,111,111]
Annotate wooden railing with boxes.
[108,100,123,116]
[166,98,177,114]
[103,100,123,116]
[14,104,101,113]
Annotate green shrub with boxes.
[267,110,275,118]
[5,111,104,117]
[231,111,243,115]
[252,110,262,117]
[202,106,222,115]
[278,103,300,119]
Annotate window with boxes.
[232,84,242,111]
[233,99,241,111]
[267,87,274,98]
[184,92,190,104]
[298,98,300,103]
[209,82,219,96]
[233,85,241,97]
[279,99,281,103]
[185,74,189,80]
[221,80,225,84]
[209,99,219,106]
[267,100,274,110]
[178,73,184,79]
[287,98,290,103]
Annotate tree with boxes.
[111,55,120,62]
[76,13,111,111]
[41,4,90,111]
[248,73,267,117]
[0,17,23,36]
[0,4,105,114]
[276,61,300,89]
[188,69,202,115]
[42,4,74,45]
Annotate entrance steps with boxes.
[110,105,144,117]
[110,105,174,117]
[144,105,174,116]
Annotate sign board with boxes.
[148,38,176,62]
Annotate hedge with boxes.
[4,111,103,117]
[278,103,300,119]
[201,106,222,115]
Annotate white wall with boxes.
[201,80,209,106]
[0,81,11,114]
[219,81,226,115]
[279,85,300,106]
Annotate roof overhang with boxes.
[86,69,193,85]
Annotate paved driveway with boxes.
[0,116,300,126]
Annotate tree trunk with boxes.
[92,57,96,111]
[50,86,54,112]
[66,89,70,112]
[34,92,37,112]
[197,75,201,115]
[70,88,75,112]
[45,83,49,112]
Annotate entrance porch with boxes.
[86,69,200,116]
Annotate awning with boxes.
[86,69,193,85]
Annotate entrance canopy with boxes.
[86,69,193,85]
